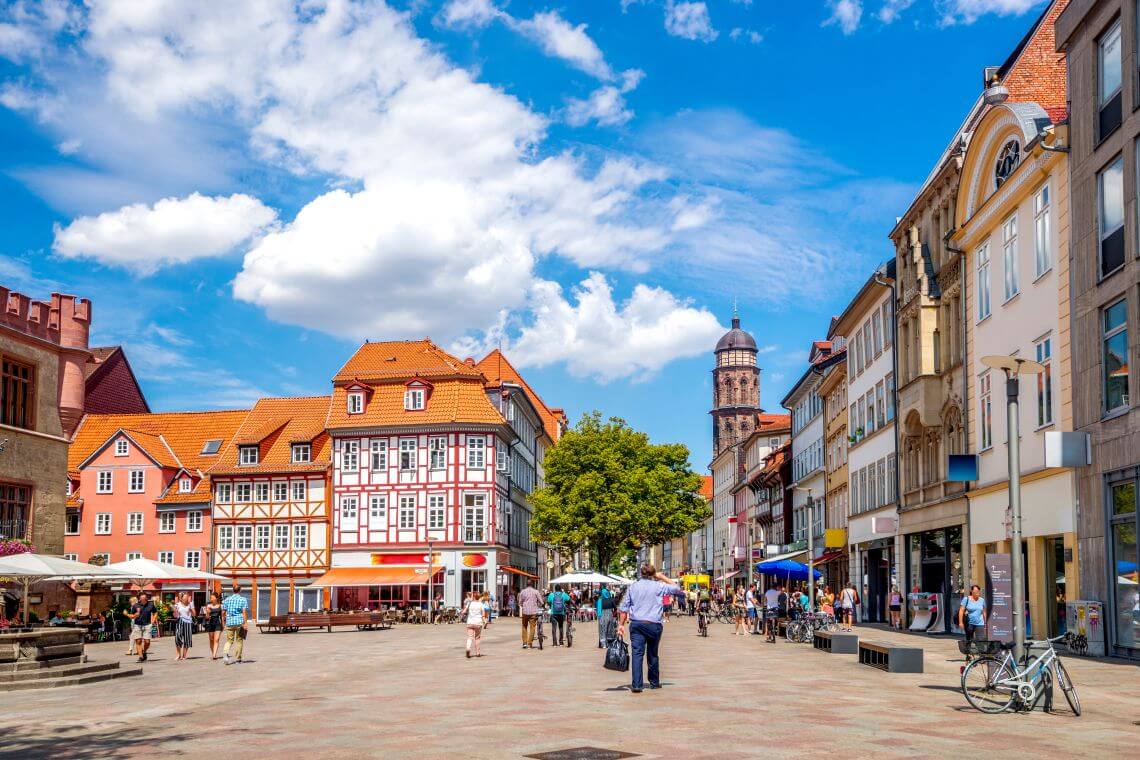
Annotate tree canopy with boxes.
[529,412,710,573]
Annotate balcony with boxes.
[897,374,942,427]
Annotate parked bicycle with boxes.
[960,633,1080,716]
[697,606,709,637]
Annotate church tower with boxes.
[711,310,761,457]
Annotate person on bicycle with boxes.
[763,583,781,642]
[548,587,571,646]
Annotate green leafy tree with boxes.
[529,412,710,573]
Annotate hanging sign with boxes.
[985,552,1013,643]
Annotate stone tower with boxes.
[711,312,761,457]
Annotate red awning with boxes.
[500,566,539,580]
[813,550,846,565]
[309,567,442,587]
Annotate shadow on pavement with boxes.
[0,722,195,759]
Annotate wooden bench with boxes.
[258,612,390,633]
[812,630,858,654]
[857,639,923,673]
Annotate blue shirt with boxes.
[547,591,570,614]
[596,587,612,616]
[618,579,683,623]
[222,593,249,627]
[960,595,986,626]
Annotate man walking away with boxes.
[617,564,684,694]
[130,593,156,662]
[518,581,543,649]
[221,584,250,665]
[548,587,570,645]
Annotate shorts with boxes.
[130,624,153,640]
[746,608,757,619]
[889,604,901,612]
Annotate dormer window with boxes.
[180,477,193,493]
[115,439,128,456]
[239,446,259,466]
[404,388,425,411]
[292,444,311,463]
[347,392,364,414]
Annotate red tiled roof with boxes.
[699,475,713,500]
[332,340,483,383]
[475,349,565,442]
[210,396,332,475]
[69,410,249,475]
[326,379,505,430]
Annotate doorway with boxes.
[1045,537,1066,636]
[864,548,889,623]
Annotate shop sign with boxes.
[824,528,846,548]
[985,552,1013,643]
[462,553,487,568]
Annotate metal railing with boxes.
[0,518,30,541]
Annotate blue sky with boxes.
[1,0,1049,467]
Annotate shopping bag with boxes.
[603,637,630,672]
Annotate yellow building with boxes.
[951,102,1078,637]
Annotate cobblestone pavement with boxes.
[0,616,1135,758]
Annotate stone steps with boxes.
[0,661,143,691]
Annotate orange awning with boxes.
[309,566,441,587]
[501,565,539,580]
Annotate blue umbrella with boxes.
[754,559,821,582]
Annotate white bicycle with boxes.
[960,633,1080,716]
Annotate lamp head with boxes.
[981,355,1045,376]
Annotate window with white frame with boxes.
[979,372,993,450]
[1035,335,1054,427]
[1034,184,1051,277]
[862,328,872,370]
[237,525,253,550]
[159,512,175,533]
[292,481,306,502]
[218,525,234,550]
[977,241,992,320]
[1001,214,1019,300]
[95,512,112,534]
[97,471,113,494]
[216,483,232,503]
[239,446,259,466]
[429,436,447,470]
[184,550,200,570]
[274,524,290,550]
[115,438,128,456]
[127,512,143,534]
[404,388,425,410]
[127,469,144,493]
[463,493,487,542]
[467,436,485,469]
[399,439,417,471]
[369,494,386,520]
[273,482,288,502]
[291,444,310,463]
[371,439,387,470]
[347,392,364,414]
[342,440,359,472]
[399,495,416,529]
[428,494,445,529]
[257,524,271,550]
[65,511,80,535]
[293,523,308,549]
[235,483,252,503]
[886,373,895,422]
[872,311,883,355]
[179,477,192,493]
[63,553,78,562]
[882,301,893,347]
[187,511,202,532]
[158,551,173,564]
[126,551,142,561]
[341,495,358,523]
[255,483,270,502]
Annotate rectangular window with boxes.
[201,439,222,456]
[1103,298,1130,412]
[179,477,192,493]
[126,551,142,561]
[237,525,253,550]
[96,471,113,494]
[347,392,364,414]
[428,494,445,529]
[127,469,144,493]
[399,495,416,529]
[0,357,34,429]
[369,494,386,520]
[235,483,252,503]
[342,440,359,472]
[977,241,991,320]
[854,327,864,373]
[63,553,77,562]
[1034,184,1051,277]
[292,481,306,502]
[1035,336,1054,427]
[404,388,425,410]
[1002,214,1019,300]
[429,436,447,470]
[218,525,234,550]
[399,439,417,471]
[216,483,232,503]
[159,512,175,533]
[239,446,259,466]
[875,381,886,428]
[184,551,200,570]
[370,439,387,470]
[254,483,270,502]
[127,512,143,534]
[273,482,287,502]
[274,524,290,550]
[340,495,358,522]
[872,311,883,355]
[115,439,128,456]
[1099,20,1123,141]
[862,326,872,369]
[291,444,310,463]
[293,523,308,549]
[256,524,271,550]
[158,551,173,564]
[467,436,485,469]
[979,372,993,450]
[65,511,80,535]
[463,493,487,542]
[882,301,893,347]
[187,511,202,532]
[1099,156,1125,278]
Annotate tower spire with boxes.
[731,296,740,329]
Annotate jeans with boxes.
[629,620,663,689]
[224,625,245,661]
[521,614,537,645]
[551,614,566,645]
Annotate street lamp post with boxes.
[981,355,1044,664]
[792,486,816,611]
[427,539,434,623]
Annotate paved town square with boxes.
[0,620,1134,759]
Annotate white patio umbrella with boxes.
[549,570,621,585]
[106,558,229,589]
[0,553,133,624]
[605,574,633,585]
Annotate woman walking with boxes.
[173,592,195,661]
[733,587,747,636]
[958,584,986,659]
[888,586,904,630]
[124,595,138,656]
[463,591,488,658]
[202,592,223,660]
[838,582,859,632]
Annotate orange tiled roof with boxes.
[756,413,791,431]
[69,410,250,475]
[475,349,564,442]
[326,378,505,430]
[155,478,212,505]
[210,396,332,475]
[332,340,483,383]
[121,429,182,469]
[699,475,713,500]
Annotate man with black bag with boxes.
[615,564,684,694]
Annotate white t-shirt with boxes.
[838,588,857,609]
[466,600,486,625]
[764,589,781,609]
[745,590,756,609]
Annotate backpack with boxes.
[551,592,566,614]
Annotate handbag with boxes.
[603,636,630,672]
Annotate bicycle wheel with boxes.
[537,625,544,651]
[961,656,1016,714]
[1054,658,1081,716]
[567,624,574,648]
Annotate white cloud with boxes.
[824,0,863,34]
[564,86,634,127]
[438,0,502,29]
[52,193,277,275]
[664,1,718,42]
[878,0,915,23]
[511,11,614,80]
[939,0,1044,25]
[729,27,763,44]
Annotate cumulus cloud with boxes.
[729,27,763,44]
[437,0,502,29]
[52,193,277,275]
[664,1,718,42]
[939,0,1045,25]
[878,0,915,23]
[564,86,634,127]
[511,11,614,81]
[824,0,863,34]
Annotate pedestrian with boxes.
[202,592,224,659]
[958,584,986,658]
[732,586,746,636]
[507,591,517,618]
[596,584,615,648]
[662,587,673,622]
[129,593,156,663]
[837,582,859,632]
[744,583,759,634]
[173,592,195,661]
[822,585,835,617]
[889,586,904,630]
[220,584,250,666]
[548,586,570,645]
[518,580,543,649]
[686,586,697,616]
[763,583,781,640]
[483,591,495,627]
[798,588,810,612]
[463,591,488,658]
[616,564,684,694]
